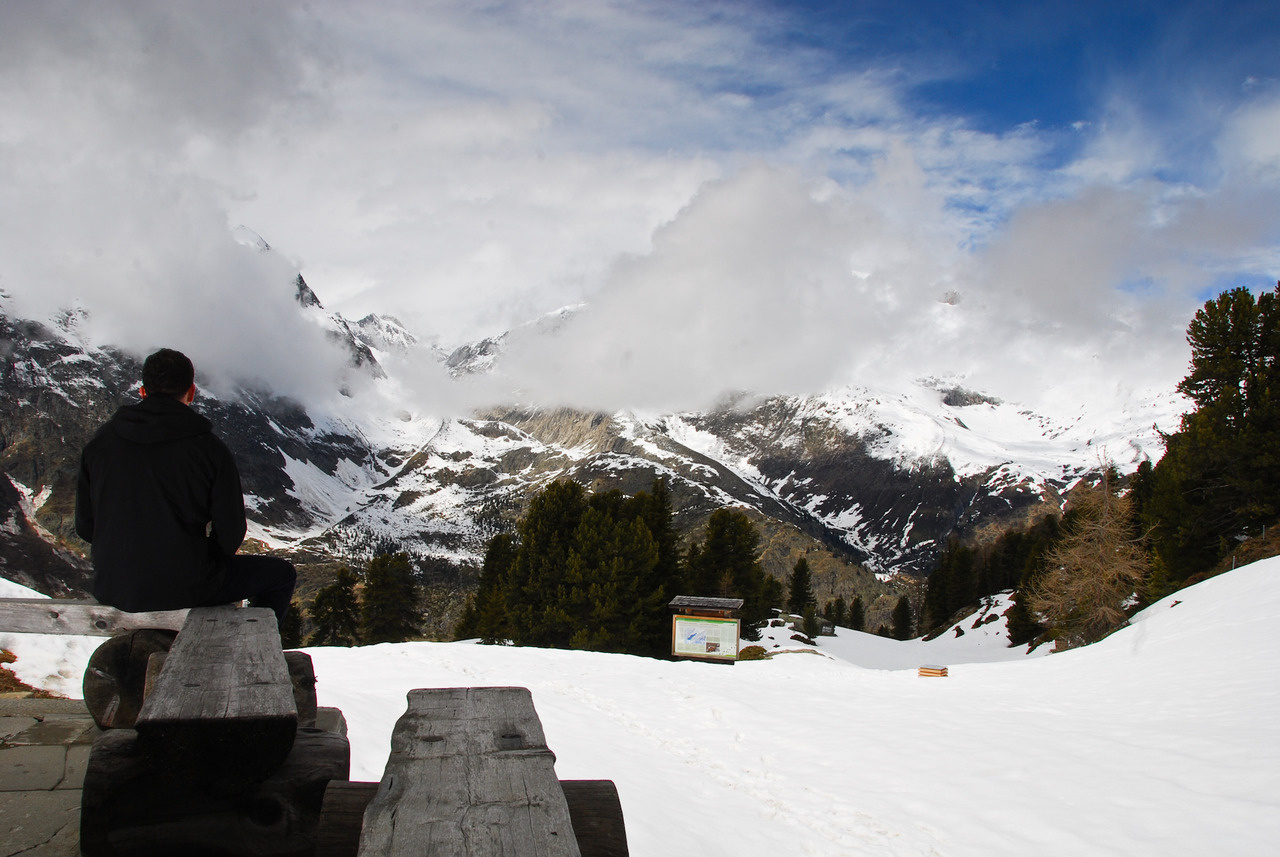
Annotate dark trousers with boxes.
[201,554,297,628]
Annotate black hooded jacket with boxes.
[75,396,246,612]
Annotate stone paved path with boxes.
[1,698,97,857]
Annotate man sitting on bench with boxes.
[75,348,295,627]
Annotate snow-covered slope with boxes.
[4,558,1277,856]
[758,590,1049,669]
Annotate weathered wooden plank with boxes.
[0,598,189,635]
[139,607,293,721]
[139,649,319,727]
[358,687,582,857]
[135,606,297,791]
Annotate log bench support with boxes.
[318,779,628,857]
[81,726,350,857]
[79,605,351,857]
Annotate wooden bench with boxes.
[135,606,301,786]
[3,598,626,856]
[75,605,351,857]
[316,687,629,857]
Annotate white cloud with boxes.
[0,1,1275,417]
[1220,95,1280,181]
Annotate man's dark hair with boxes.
[142,349,195,398]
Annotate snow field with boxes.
[306,560,1279,856]
[2,559,1278,855]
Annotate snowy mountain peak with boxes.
[354,313,419,353]
[231,225,271,253]
[294,273,325,310]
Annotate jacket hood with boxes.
[109,397,213,445]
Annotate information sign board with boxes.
[672,615,740,662]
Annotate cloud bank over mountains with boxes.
[1,1,1277,415]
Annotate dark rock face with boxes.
[197,393,383,533]
[0,317,137,553]
[941,387,1002,408]
[0,472,92,597]
[673,398,1052,575]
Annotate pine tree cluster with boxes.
[1135,283,1280,586]
[455,479,776,656]
[923,515,1061,638]
[923,478,1148,649]
[297,552,425,647]
[821,593,865,631]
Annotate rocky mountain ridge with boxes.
[0,278,1185,620]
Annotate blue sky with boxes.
[768,1,1277,127]
[0,0,1277,414]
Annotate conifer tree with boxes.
[1028,476,1149,650]
[564,510,657,653]
[1004,595,1044,648]
[684,508,770,640]
[801,606,821,639]
[308,568,362,646]
[360,552,422,644]
[891,595,913,640]
[629,479,684,654]
[456,533,517,643]
[1143,283,1280,580]
[762,574,783,616]
[633,478,681,591]
[848,594,866,632]
[278,600,304,648]
[924,541,965,632]
[506,481,588,647]
[787,557,816,615]
[830,595,847,627]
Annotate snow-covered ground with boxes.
[3,560,1278,856]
